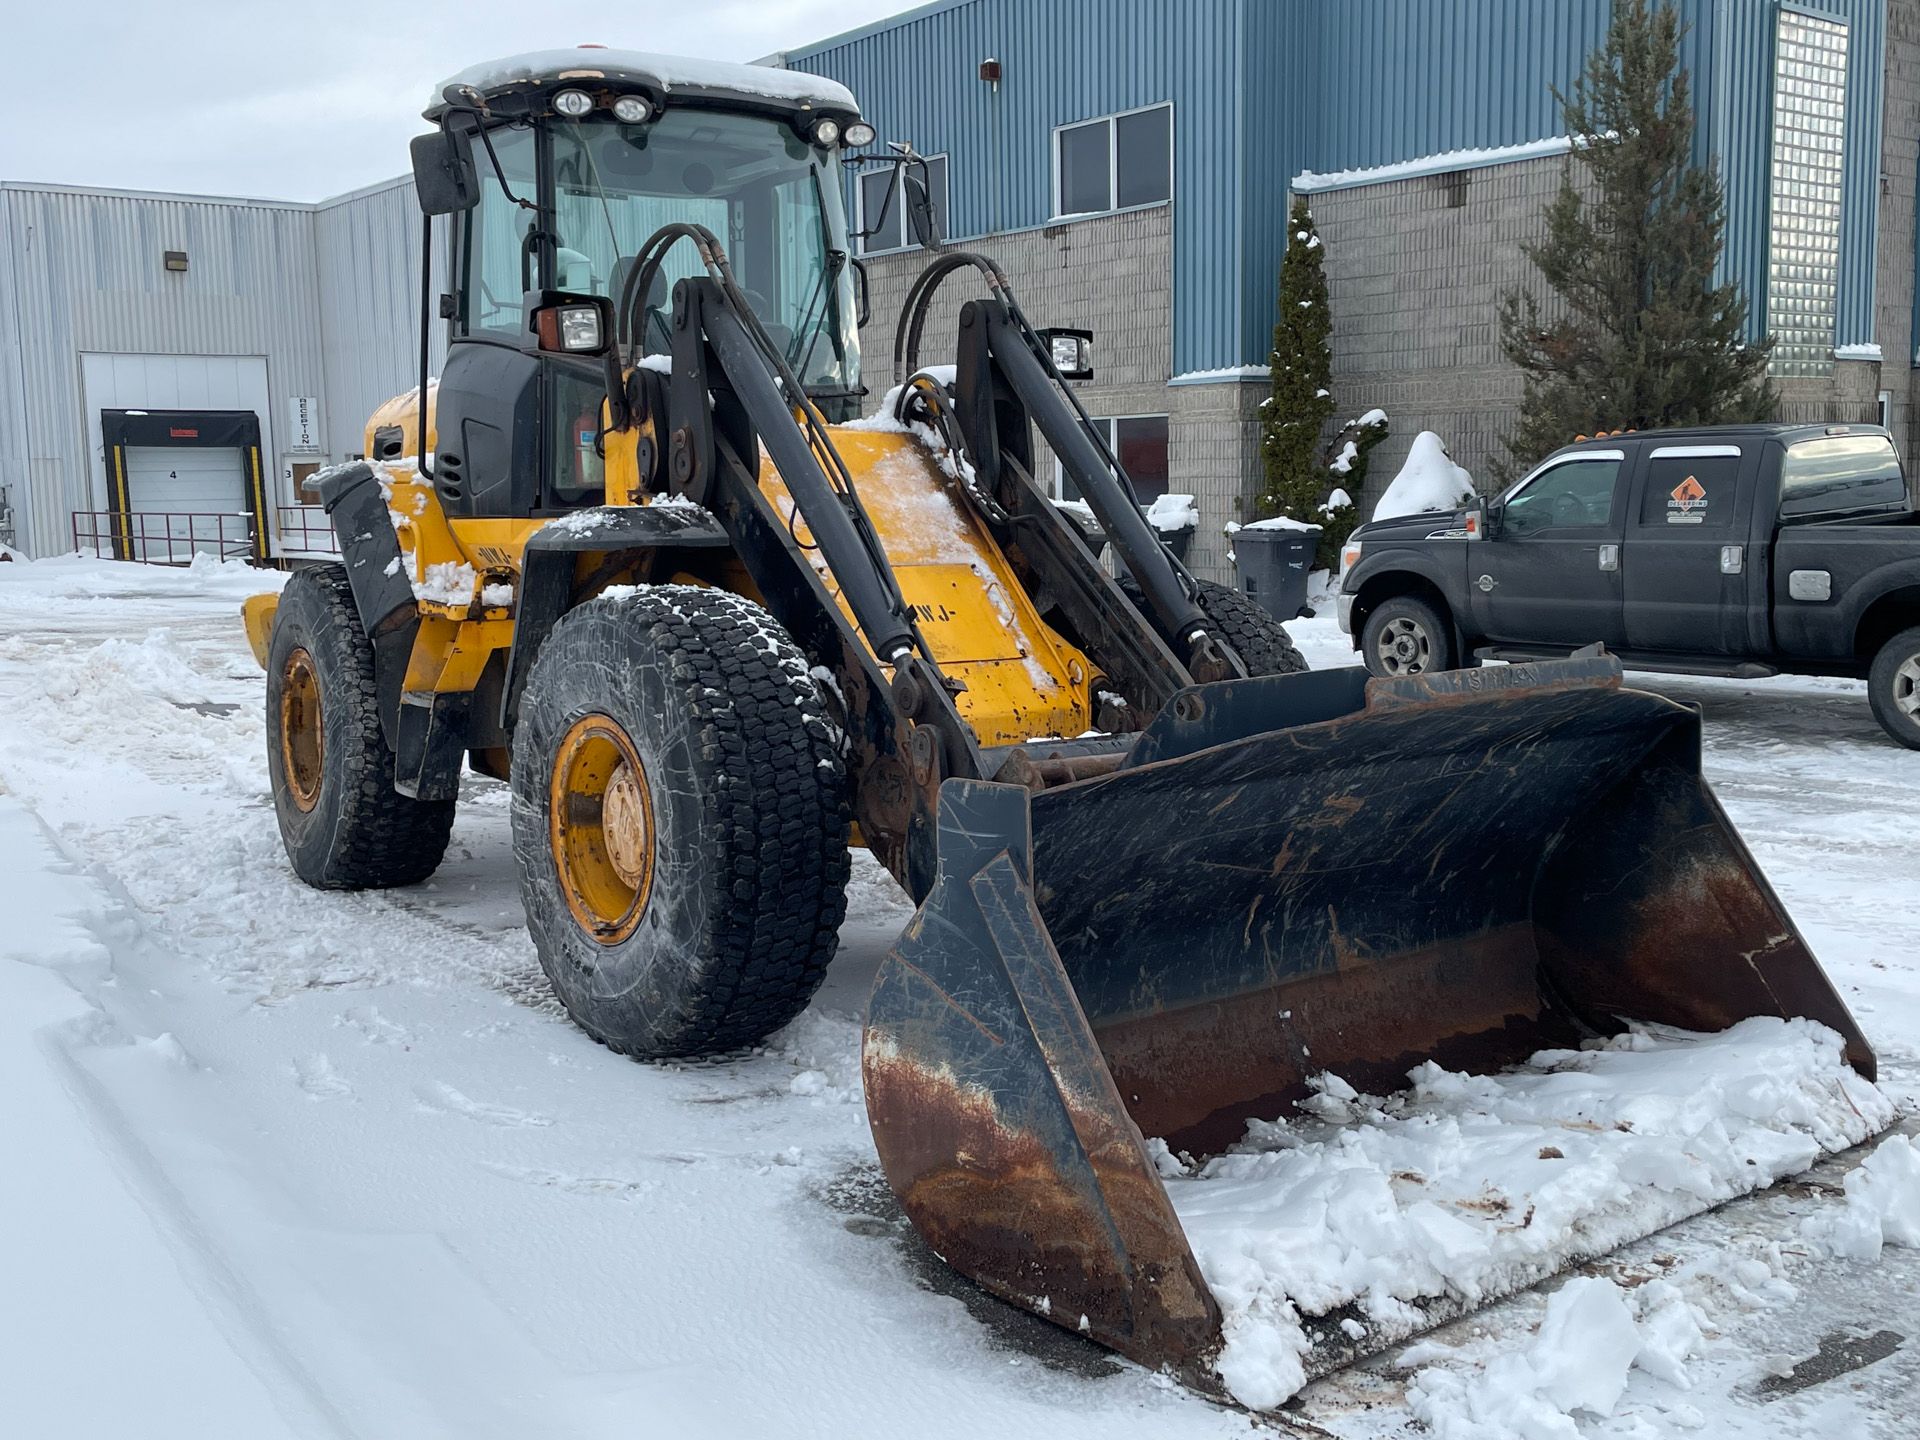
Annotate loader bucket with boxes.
[862,655,1874,1391]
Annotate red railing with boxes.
[71,510,256,566]
[276,505,340,555]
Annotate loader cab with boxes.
[415,49,871,517]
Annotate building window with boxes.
[1056,415,1171,503]
[857,155,949,253]
[1053,104,1171,219]
[1767,9,1849,378]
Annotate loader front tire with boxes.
[266,565,456,889]
[510,586,850,1058]
[1192,578,1309,676]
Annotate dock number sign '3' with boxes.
[1667,474,1708,524]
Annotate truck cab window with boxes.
[1504,458,1620,535]
[1779,435,1908,521]
[1639,455,1739,529]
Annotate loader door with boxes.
[1471,450,1628,648]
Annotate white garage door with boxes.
[123,446,249,559]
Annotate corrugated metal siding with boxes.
[0,184,327,554]
[786,0,1889,368]
[315,179,447,453]
[0,192,29,550]
[787,0,1248,372]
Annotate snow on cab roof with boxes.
[428,48,859,118]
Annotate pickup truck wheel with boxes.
[1361,595,1456,678]
[1868,625,1920,750]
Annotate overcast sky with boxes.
[0,0,916,201]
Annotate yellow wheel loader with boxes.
[244,48,1878,1402]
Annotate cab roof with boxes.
[1560,422,1890,450]
[427,48,860,121]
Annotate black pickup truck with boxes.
[1337,423,1920,747]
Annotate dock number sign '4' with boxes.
[1667,473,1708,523]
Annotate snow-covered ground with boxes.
[1,555,1914,1439]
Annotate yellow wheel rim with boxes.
[549,714,656,944]
[280,648,325,814]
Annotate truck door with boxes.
[1622,444,1756,654]
[1470,449,1628,648]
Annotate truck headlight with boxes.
[1340,540,1364,575]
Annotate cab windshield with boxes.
[547,109,861,396]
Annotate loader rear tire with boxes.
[1868,625,1920,750]
[266,564,456,889]
[1192,578,1309,676]
[510,586,851,1058]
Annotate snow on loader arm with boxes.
[865,653,1879,1399]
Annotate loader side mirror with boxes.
[904,170,944,250]
[851,258,871,327]
[410,125,480,216]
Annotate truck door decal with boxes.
[1667,474,1708,524]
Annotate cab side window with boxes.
[1638,455,1739,530]
[463,125,539,337]
[1505,458,1622,535]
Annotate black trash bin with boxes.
[1233,522,1321,620]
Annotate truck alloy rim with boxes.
[1376,616,1432,676]
[279,648,325,813]
[549,714,656,944]
[1898,654,1920,720]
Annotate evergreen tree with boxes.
[1257,199,1380,568]
[1497,0,1772,479]
[1259,199,1336,521]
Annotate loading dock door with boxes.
[99,409,268,562]
[125,446,246,512]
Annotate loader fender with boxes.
[241,592,279,668]
[501,504,735,730]
[315,461,418,748]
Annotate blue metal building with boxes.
[779,0,1891,375]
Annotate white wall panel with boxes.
[78,352,272,509]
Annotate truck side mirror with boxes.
[1465,495,1493,540]
[410,125,480,216]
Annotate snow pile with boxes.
[1157,1017,1892,1409]
[1799,1133,1920,1262]
[1146,494,1198,532]
[1372,431,1476,521]
[1408,1276,1705,1439]
[1233,514,1319,533]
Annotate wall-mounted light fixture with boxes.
[979,57,1001,85]
[163,250,188,273]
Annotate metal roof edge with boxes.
[772,0,974,63]
[0,179,317,210]
[314,174,414,211]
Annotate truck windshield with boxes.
[1779,434,1910,522]
[547,110,861,398]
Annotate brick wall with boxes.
[1309,107,1920,505]
[1305,157,1568,499]
[1881,0,1920,464]
[853,205,1256,582]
